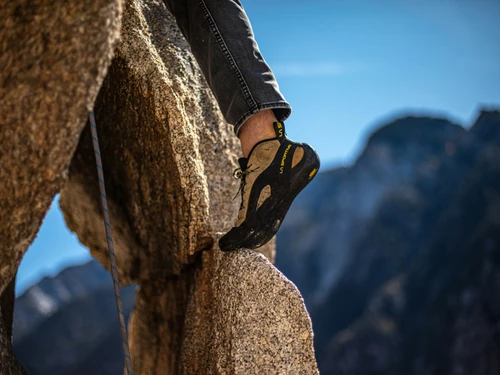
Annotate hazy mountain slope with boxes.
[320,111,500,374]
[14,260,112,342]
[276,116,464,310]
[13,261,135,375]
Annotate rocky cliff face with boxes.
[14,260,115,343]
[1,0,122,372]
[276,117,464,309]
[1,0,317,373]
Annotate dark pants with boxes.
[163,0,291,135]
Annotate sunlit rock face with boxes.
[0,0,123,373]
[4,0,317,374]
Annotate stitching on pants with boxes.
[197,0,257,109]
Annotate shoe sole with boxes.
[219,143,320,252]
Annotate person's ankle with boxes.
[238,109,277,158]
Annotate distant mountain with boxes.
[276,110,500,373]
[13,110,500,375]
[15,260,113,341]
[276,115,464,310]
[321,110,500,374]
[13,260,135,375]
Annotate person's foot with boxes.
[219,121,320,252]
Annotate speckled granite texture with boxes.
[0,0,122,299]
[129,247,319,375]
[59,0,243,284]
[2,0,316,372]
[0,0,122,373]
[58,1,314,373]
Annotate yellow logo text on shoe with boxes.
[277,122,284,138]
[280,144,292,174]
[309,168,318,180]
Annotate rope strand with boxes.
[89,111,134,375]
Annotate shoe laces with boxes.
[232,164,260,202]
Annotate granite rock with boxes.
[129,247,319,375]
[0,0,122,372]
[58,0,243,285]
[0,0,122,297]
[1,279,25,375]
[57,0,302,373]
[2,0,316,373]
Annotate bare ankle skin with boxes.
[238,109,277,158]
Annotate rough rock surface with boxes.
[130,248,318,375]
[58,0,278,274]
[0,318,26,375]
[53,0,308,374]
[58,0,274,284]
[0,0,123,296]
[2,0,314,372]
[1,280,25,375]
[0,0,123,373]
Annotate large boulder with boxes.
[2,0,314,372]
[130,249,318,375]
[56,0,310,373]
[59,0,241,285]
[0,0,123,373]
[0,0,122,298]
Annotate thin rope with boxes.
[89,111,134,375]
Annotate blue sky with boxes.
[16,0,500,294]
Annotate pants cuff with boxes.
[233,102,292,136]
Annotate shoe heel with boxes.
[302,143,320,179]
[293,143,320,188]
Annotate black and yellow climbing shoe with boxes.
[219,121,320,252]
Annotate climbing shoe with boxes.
[219,121,320,252]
